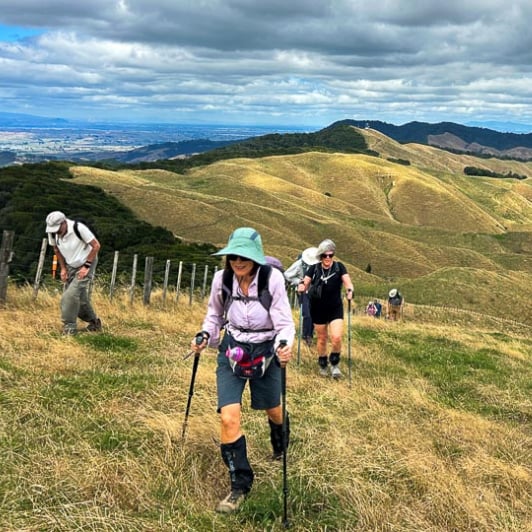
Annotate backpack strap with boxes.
[73,221,82,241]
[73,220,90,245]
[310,263,321,282]
[221,268,233,309]
[222,264,273,313]
[257,264,272,310]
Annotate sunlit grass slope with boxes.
[69,141,532,325]
[0,287,530,531]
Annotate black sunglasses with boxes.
[228,254,251,261]
[321,253,334,258]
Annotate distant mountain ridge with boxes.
[2,111,532,164]
[0,111,70,127]
[66,120,532,163]
[337,120,532,160]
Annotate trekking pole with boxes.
[279,339,290,528]
[347,298,352,387]
[297,298,303,365]
[181,332,206,439]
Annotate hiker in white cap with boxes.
[45,211,102,335]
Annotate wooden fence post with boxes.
[175,261,183,302]
[32,238,48,300]
[0,230,15,305]
[189,263,196,306]
[162,259,171,304]
[109,250,119,300]
[201,264,209,299]
[129,254,138,305]
[143,256,154,305]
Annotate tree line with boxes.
[0,162,220,286]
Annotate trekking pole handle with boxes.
[195,331,209,345]
[276,339,289,367]
[184,331,210,360]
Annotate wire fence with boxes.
[2,229,531,334]
[1,230,307,308]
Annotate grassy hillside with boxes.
[0,286,530,530]
[69,136,532,325]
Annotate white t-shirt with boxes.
[48,219,96,268]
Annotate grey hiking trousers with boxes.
[61,259,98,333]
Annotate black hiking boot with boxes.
[216,489,247,513]
[85,318,102,332]
[269,415,290,460]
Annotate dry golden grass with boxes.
[0,285,530,530]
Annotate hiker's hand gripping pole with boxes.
[181,331,209,439]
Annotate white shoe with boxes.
[331,365,342,379]
[319,366,329,377]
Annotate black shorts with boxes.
[310,301,344,325]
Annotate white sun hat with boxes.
[301,247,319,266]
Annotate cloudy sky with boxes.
[1,0,532,129]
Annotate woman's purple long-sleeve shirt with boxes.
[202,266,295,351]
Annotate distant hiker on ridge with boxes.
[386,288,404,321]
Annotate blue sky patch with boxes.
[0,24,43,42]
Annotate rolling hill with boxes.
[67,126,532,326]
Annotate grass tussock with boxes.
[0,286,530,531]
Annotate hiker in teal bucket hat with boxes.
[190,226,295,513]
[213,227,267,265]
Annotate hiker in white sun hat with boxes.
[284,246,320,346]
[386,288,404,320]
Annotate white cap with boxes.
[45,211,66,233]
[389,288,398,298]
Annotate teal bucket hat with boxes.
[213,227,266,265]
